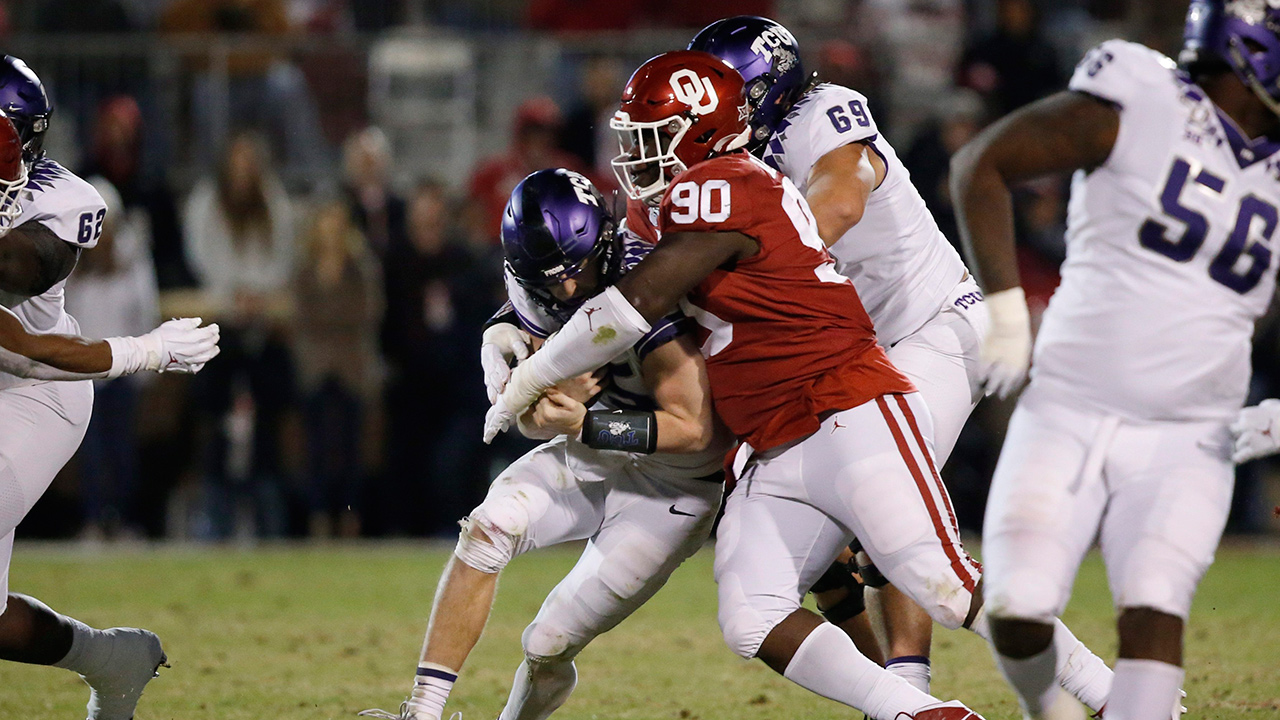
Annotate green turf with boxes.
[0,540,1276,719]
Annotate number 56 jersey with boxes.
[1032,40,1280,422]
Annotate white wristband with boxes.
[105,335,161,378]
[984,286,1030,330]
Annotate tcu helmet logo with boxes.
[556,169,598,206]
[669,69,719,115]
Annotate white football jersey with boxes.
[1031,40,1280,422]
[506,230,728,480]
[761,83,969,346]
[0,158,106,389]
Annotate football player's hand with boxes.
[979,287,1032,399]
[555,369,607,404]
[483,361,546,443]
[117,318,220,376]
[481,323,531,404]
[523,389,587,438]
[1229,399,1280,464]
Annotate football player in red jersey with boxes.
[485,51,983,720]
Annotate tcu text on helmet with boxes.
[749,25,797,60]
[669,69,719,115]
[556,168,599,206]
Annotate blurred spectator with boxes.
[292,201,382,538]
[65,176,160,540]
[342,126,407,258]
[380,181,488,534]
[184,132,297,540]
[956,0,1065,116]
[161,0,333,190]
[80,95,194,288]
[184,132,295,306]
[525,0,643,31]
[560,56,624,188]
[466,97,584,243]
[902,88,986,246]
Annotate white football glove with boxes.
[106,317,221,378]
[979,286,1033,399]
[1229,398,1280,464]
[480,322,531,404]
[483,360,549,444]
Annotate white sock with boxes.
[993,643,1060,718]
[409,664,458,720]
[51,616,112,678]
[1107,659,1184,720]
[782,622,938,720]
[885,655,931,693]
[498,658,578,720]
[1051,618,1113,713]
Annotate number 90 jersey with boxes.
[0,158,105,388]
[658,152,914,452]
[1034,40,1280,422]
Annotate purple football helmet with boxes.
[1182,0,1280,114]
[689,16,812,152]
[501,168,619,319]
[0,56,50,163]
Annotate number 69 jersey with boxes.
[657,151,914,452]
[1033,40,1280,422]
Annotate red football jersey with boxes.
[656,152,914,452]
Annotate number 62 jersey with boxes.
[1031,40,1280,422]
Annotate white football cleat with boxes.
[81,627,167,720]
[358,704,462,720]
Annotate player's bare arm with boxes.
[950,91,1119,398]
[0,304,220,380]
[615,230,759,323]
[0,220,78,297]
[805,142,886,246]
[0,303,110,374]
[639,334,721,452]
[951,91,1119,293]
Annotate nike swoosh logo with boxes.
[668,505,696,517]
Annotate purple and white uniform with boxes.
[762,83,986,463]
[985,40,1276,622]
[463,230,729,707]
[0,158,104,608]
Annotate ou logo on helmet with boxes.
[669,69,719,115]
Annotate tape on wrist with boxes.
[581,409,657,454]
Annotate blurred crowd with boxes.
[11,0,1279,541]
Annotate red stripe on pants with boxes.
[875,395,977,593]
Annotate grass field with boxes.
[0,540,1277,720]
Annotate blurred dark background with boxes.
[11,0,1277,542]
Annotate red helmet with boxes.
[0,110,26,229]
[610,50,751,203]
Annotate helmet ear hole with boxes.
[694,128,716,144]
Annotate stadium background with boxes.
[6,0,1278,544]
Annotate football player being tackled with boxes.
[362,168,732,720]
[487,50,993,720]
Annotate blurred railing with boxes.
[2,30,693,192]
